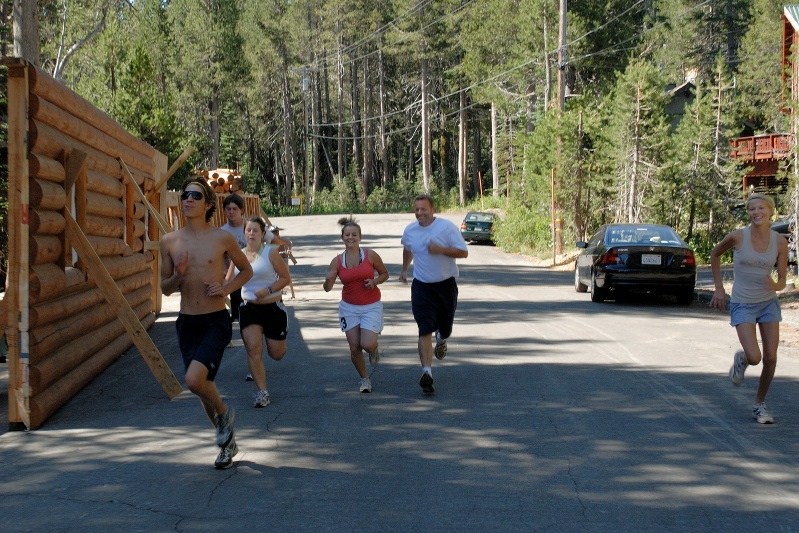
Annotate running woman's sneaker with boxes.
[729,350,748,386]
[434,340,448,360]
[214,438,239,469]
[254,390,271,408]
[753,402,775,424]
[359,378,372,393]
[215,406,235,447]
[244,372,254,381]
[368,347,380,366]
[419,372,435,394]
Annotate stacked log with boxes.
[194,168,243,195]
[17,62,165,429]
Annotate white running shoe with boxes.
[359,377,372,393]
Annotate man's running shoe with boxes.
[254,390,271,408]
[215,406,235,447]
[753,402,775,424]
[368,347,380,366]
[419,372,435,394]
[359,378,372,393]
[729,350,748,386]
[244,372,254,381]
[434,340,448,360]
[214,438,239,469]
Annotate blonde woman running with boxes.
[710,193,788,424]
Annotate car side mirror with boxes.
[576,241,587,248]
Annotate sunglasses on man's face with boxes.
[181,190,204,201]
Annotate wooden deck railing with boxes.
[730,133,792,162]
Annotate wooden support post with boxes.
[64,214,183,399]
[6,59,31,429]
[147,146,195,202]
[118,158,172,235]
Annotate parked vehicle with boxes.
[769,219,796,264]
[574,224,696,304]
[460,212,496,243]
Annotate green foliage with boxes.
[492,204,552,256]
[10,0,792,269]
[736,0,788,132]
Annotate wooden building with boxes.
[4,59,182,430]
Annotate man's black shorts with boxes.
[175,309,232,381]
[411,277,458,338]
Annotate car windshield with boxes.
[465,213,494,222]
[606,227,682,245]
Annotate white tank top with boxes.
[236,245,281,303]
[731,227,779,304]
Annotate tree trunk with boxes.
[472,117,481,193]
[351,60,362,186]
[491,103,499,197]
[282,72,296,205]
[311,69,321,206]
[379,49,390,187]
[420,49,432,193]
[209,95,220,169]
[628,85,642,223]
[458,86,468,206]
[337,38,345,180]
[362,54,374,202]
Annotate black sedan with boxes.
[460,211,496,243]
[574,224,696,304]
[770,219,796,264]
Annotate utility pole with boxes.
[557,0,567,113]
[291,65,315,213]
[553,0,567,256]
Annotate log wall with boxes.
[5,59,170,429]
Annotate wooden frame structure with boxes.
[4,59,182,430]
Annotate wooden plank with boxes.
[6,58,31,429]
[64,214,183,399]
[118,158,172,235]
[147,146,194,202]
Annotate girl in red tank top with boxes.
[323,217,390,393]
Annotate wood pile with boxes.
[194,168,243,194]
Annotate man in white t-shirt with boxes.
[400,194,468,394]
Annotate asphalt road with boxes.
[1,212,799,532]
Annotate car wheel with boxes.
[590,271,606,302]
[676,288,694,305]
[574,267,588,293]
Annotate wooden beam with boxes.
[6,58,31,429]
[118,158,172,235]
[63,149,87,193]
[64,214,183,399]
[147,146,194,201]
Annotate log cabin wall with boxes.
[5,59,169,430]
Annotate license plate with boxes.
[641,254,661,265]
[474,227,484,231]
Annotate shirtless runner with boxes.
[160,178,253,469]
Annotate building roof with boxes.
[785,5,799,30]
